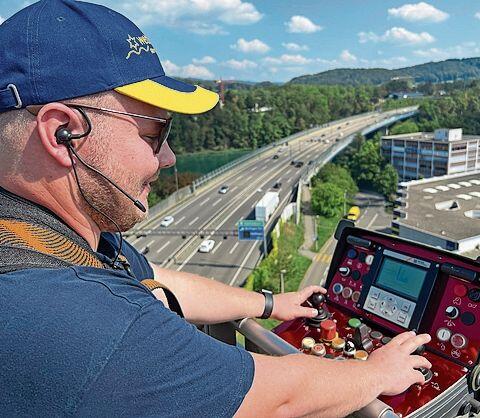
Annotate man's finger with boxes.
[300,285,326,301]
[388,330,416,345]
[299,306,319,318]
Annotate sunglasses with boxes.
[26,103,173,155]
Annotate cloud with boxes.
[340,49,357,63]
[224,59,258,70]
[263,54,313,66]
[231,38,270,54]
[119,0,262,34]
[475,12,480,20]
[192,56,217,64]
[413,42,480,60]
[286,16,322,33]
[163,59,214,79]
[358,27,435,45]
[282,42,309,51]
[388,2,449,23]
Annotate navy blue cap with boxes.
[0,0,218,114]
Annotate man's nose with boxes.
[158,141,176,169]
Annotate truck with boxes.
[346,206,360,222]
[255,191,280,223]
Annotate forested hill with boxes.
[289,57,480,86]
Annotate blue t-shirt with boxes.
[0,233,254,417]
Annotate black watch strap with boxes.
[258,289,274,319]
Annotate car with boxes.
[136,233,147,239]
[160,215,174,227]
[321,134,326,137]
[273,181,282,189]
[290,160,297,166]
[199,239,215,253]
[142,246,150,255]
[294,161,304,168]
[308,160,314,165]
[272,154,279,160]
[219,185,229,194]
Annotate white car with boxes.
[219,185,229,194]
[160,215,174,227]
[199,239,215,253]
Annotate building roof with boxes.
[397,171,480,242]
[383,132,480,142]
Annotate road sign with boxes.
[238,220,264,241]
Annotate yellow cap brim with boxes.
[114,79,219,115]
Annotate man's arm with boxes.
[236,331,432,418]
[149,262,322,324]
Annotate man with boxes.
[0,1,431,417]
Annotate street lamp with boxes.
[280,269,287,294]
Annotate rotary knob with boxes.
[339,267,351,277]
[445,306,460,320]
[320,319,337,341]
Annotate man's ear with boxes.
[35,103,87,168]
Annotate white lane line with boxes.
[212,198,222,207]
[229,242,239,254]
[285,169,292,175]
[251,201,257,208]
[230,186,238,192]
[211,241,223,255]
[250,166,257,172]
[146,239,155,247]
[245,175,252,182]
[200,197,210,206]
[188,216,199,226]
[229,242,258,286]
[131,237,142,245]
[174,216,185,225]
[366,213,379,229]
[156,240,171,254]
[236,175,244,181]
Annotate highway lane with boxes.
[130,111,396,285]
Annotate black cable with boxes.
[66,144,124,268]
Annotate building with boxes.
[392,172,480,256]
[382,128,480,182]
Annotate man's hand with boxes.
[367,331,432,396]
[270,285,326,321]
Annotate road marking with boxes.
[367,213,379,229]
[200,197,210,206]
[250,166,257,172]
[146,239,155,247]
[211,241,223,255]
[229,242,258,286]
[174,216,185,225]
[132,237,142,245]
[156,240,171,253]
[236,175,244,181]
[285,169,292,175]
[229,241,239,254]
[213,198,222,207]
[230,186,238,192]
[188,216,199,226]
[245,175,252,182]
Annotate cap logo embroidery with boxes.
[126,34,156,59]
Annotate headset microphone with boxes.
[55,126,146,213]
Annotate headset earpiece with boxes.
[55,126,72,144]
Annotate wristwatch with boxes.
[258,289,274,319]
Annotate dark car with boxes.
[273,181,282,189]
[308,160,314,165]
[294,161,304,168]
[273,154,279,160]
[142,246,150,255]
[290,160,296,165]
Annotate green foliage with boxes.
[311,182,345,217]
[390,120,419,135]
[375,164,399,200]
[350,140,382,186]
[311,163,358,197]
[289,57,480,86]
[250,222,311,295]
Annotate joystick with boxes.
[307,293,330,327]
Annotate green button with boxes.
[348,318,362,328]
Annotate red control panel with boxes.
[273,224,480,417]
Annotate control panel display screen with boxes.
[375,257,427,301]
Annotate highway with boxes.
[129,111,400,286]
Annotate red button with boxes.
[454,284,468,297]
[320,319,337,341]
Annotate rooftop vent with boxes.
[470,179,480,185]
[464,210,480,219]
[435,185,450,191]
[457,194,473,200]
[435,200,460,211]
[423,188,438,194]
[459,181,472,187]
[447,183,461,189]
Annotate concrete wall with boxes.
[458,235,480,253]
[398,224,453,250]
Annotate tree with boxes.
[312,163,358,196]
[311,182,344,217]
[350,140,382,187]
[375,164,398,200]
[390,120,419,135]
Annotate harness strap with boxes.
[0,218,184,317]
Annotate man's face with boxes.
[77,93,176,232]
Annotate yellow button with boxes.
[332,337,346,350]
[354,350,369,361]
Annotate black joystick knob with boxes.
[310,292,325,308]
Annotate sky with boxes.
[1,1,480,83]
